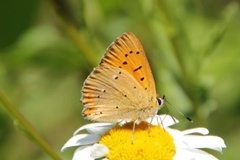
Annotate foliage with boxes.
[0,0,239,159]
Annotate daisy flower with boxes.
[61,115,226,160]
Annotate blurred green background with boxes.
[0,0,239,159]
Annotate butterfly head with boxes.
[157,95,165,108]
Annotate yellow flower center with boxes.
[99,122,175,160]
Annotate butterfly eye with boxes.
[157,96,164,106]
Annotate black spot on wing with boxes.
[133,65,142,72]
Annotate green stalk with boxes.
[0,89,62,160]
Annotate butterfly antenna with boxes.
[161,102,177,124]
[164,98,193,123]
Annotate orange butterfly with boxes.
[81,32,164,123]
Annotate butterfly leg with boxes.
[147,123,152,137]
[158,115,167,132]
[148,115,155,137]
[131,119,139,144]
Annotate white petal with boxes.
[118,120,131,126]
[146,114,178,126]
[90,144,109,158]
[159,114,179,127]
[181,128,209,135]
[182,135,226,152]
[73,146,94,160]
[166,128,182,137]
[61,134,100,151]
[73,123,114,135]
[174,148,218,160]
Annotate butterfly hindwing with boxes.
[81,66,156,122]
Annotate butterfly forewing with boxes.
[100,32,156,100]
[81,32,158,122]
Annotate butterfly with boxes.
[81,32,164,124]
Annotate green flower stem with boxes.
[0,89,62,160]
